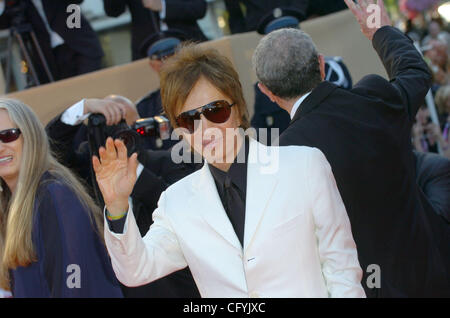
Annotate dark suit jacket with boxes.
[224,0,308,33]
[46,112,202,297]
[103,0,207,60]
[415,151,450,224]
[279,26,450,297]
[0,0,103,80]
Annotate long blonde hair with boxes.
[0,98,103,291]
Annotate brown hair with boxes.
[159,43,250,129]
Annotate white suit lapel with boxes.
[192,164,242,251]
[243,139,278,252]
[190,139,279,253]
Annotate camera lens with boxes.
[114,129,140,156]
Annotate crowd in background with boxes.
[407,16,450,158]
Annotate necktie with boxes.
[224,176,245,247]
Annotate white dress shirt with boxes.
[290,91,311,120]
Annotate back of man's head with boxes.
[252,28,322,99]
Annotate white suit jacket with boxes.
[104,139,365,297]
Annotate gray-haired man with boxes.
[253,0,450,297]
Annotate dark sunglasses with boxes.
[0,128,21,143]
[176,100,235,134]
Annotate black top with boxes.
[208,138,249,246]
[11,172,123,297]
[279,26,450,297]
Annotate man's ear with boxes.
[318,54,326,81]
[258,82,277,103]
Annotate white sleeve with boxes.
[104,193,187,287]
[0,2,4,16]
[308,148,366,298]
[60,99,91,126]
[159,0,166,19]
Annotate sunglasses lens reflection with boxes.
[0,129,20,143]
[176,101,233,134]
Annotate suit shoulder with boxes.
[351,74,401,100]
[277,144,322,158]
[269,144,325,172]
[162,165,204,197]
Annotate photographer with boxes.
[46,96,201,297]
[0,0,103,83]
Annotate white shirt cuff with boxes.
[60,99,91,126]
[136,163,144,179]
[159,0,166,19]
[0,2,5,16]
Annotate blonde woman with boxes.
[0,98,122,297]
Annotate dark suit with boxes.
[415,151,450,224]
[279,26,450,297]
[0,0,103,82]
[46,112,202,297]
[103,0,207,60]
[224,0,309,34]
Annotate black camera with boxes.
[87,114,171,157]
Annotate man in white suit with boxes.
[93,42,365,298]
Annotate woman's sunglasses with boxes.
[0,128,21,143]
[176,100,235,134]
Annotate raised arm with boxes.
[104,193,188,286]
[345,0,432,120]
[93,138,187,286]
